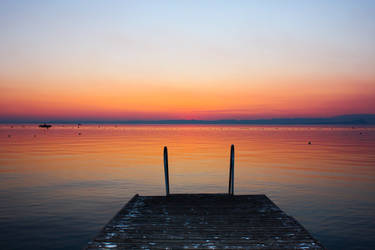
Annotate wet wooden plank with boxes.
[86,194,324,249]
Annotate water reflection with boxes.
[0,125,374,249]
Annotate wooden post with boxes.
[164,146,170,196]
[228,144,235,195]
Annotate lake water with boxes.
[0,124,374,249]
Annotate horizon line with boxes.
[1,114,375,125]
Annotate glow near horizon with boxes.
[0,0,375,121]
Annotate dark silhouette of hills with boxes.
[2,114,375,125]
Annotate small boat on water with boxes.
[39,123,52,129]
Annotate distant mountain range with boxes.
[120,114,375,124]
[3,114,375,125]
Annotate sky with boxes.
[1,0,375,121]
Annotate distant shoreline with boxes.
[1,114,375,125]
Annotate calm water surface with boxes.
[0,125,374,249]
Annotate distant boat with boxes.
[39,123,52,129]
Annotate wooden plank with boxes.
[86,194,324,249]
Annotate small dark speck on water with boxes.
[360,132,362,135]
[308,141,311,145]
[78,133,82,135]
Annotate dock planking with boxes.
[86,194,324,249]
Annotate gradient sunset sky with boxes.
[1,0,374,121]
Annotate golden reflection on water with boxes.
[1,124,374,191]
[0,124,375,249]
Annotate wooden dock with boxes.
[87,146,323,249]
[86,194,324,249]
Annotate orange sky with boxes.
[1,1,374,121]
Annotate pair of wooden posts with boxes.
[163,145,235,196]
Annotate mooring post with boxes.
[228,144,235,195]
[163,146,170,196]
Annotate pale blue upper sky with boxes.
[1,0,374,78]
